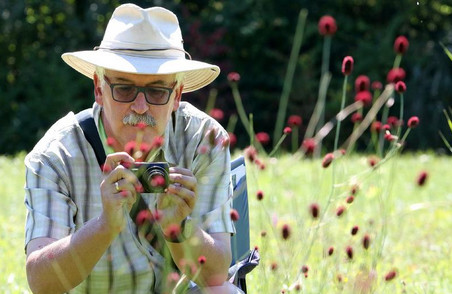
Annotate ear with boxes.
[93,73,104,106]
[172,83,184,112]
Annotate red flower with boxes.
[417,170,428,186]
[256,190,264,201]
[318,15,337,36]
[342,56,354,76]
[395,81,406,93]
[407,116,419,128]
[328,246,334,256]
[322,153,334,168]
[362,234,371,249]
[346,195,354,204]
[355,75,370,92]
[309,203,320,219]
[136,122,147,130]
[371,81,383,90]
[384,270,397,281]
[287,115,302,127]
[394,35,409,55]
[351,184,359,195]
[255,132,271,145]
[230,209,240,222]
[336,205,346,217]
[228,132,237,148]
[209,108,224,120]
[302,138,317,155]
[270,262,278,271]
[371,121,382,133]
[227,72,240,82]
[198,255,206,265]
[282,224,291,240]
[368,156,379,167]
[283,127,292,134]
[384,132,395,142]
[136,210,153,226]
[354,91,372,107]
[244,146,258,162]
[151,136,164,149]
[351,112,363,123]
[351,225,359,235]
[387,68,406,84]
[124,140,136,156]
[106,137,116,146]
[387,116,401,128]
[150,174,166,189]
[301,265,309,274]
[164,223,181,242]
[346,246,354,259]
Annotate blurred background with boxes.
[1,0,452,154]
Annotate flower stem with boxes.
[273,9,308,148]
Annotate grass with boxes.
[1,152,451,293]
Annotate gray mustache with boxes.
[123,113,156,127]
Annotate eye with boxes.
[146,88,168,102]
[114,85,135,96]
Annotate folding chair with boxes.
[228,156,260,293]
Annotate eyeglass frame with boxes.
[103,76,177,105]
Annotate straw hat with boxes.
[62,4,220,93]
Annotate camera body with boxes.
[131,162,170,193]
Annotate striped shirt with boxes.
[24,101,235,293]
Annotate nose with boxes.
[130,92,149,114]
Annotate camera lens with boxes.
[143,166,168,191]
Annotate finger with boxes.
[169,168,197,192]
[102,152,136,173]
[106,165,140,186]
[166,184,196,208]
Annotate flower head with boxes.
[198,255,206,265]
[209,108,224,121]
[244,146,258,162]
[302,138,317,155]
[336,205,346,217]
[328,246,334,256]
[417,170,428,186]
[387,68,406,84]
[351,112,363,123]
[407,116,419,128]
[351,225,359,235]
[342,56,354,76]
[227,72,241,82]
[318,15,337,36]
[288,115,303,127]
[384,269,397,281]
[346,246,354,260]
[371,81,383,90]
[354,91,372,107]
[322,153,334,168]
[394,36,409,55]
[255,132,271,145]
[256,190,264,201]
[283,127,292,134]
[282,224,291,240]
[309,203,320,219]
[362,234,371,249]
[230,209,240,222]
[301,265,309,274]
[395,81,406,93]
[355,75,370,92]
[346,195,355,204]
[228,132,237,148]
[371,121,382,133]
[164,223,181,242]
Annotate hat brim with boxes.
[62,51,220,93]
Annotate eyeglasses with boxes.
[104,76,175,105]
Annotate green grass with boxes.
[1,152,451,293]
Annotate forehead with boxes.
[105,69,177,85]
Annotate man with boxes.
[24,4,238,293]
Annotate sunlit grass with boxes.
[1,152,451,293]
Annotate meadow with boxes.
[1,152,451,293]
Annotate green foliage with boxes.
[1,0,452,154]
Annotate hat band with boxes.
[93,46,192,60]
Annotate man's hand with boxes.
[157,166,198,231]
[100,152,141,235]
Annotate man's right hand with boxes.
[100,152,141,235]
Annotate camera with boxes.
[131,162,170,193]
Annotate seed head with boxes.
[287,115,302,127]
[351,225,359,235]
[283,127,292,134]
[230,209,240,222]
[302,138,317,155]
[417,170,428,186]
[227,72,241,82]
[395,81,406,93]
[255,132,271,145]
[209,108,224,121]
[282,224,291,240]
[346,195,355,204]
[322,153,334,168]
[384,269,397,281]
[355,75,370,92]
[351,112,363,123]
[328,246,335,256]
[336,205,346,217]
[387,68,406,84]
[346,246,354,259]
[309,203,320,218]
[256,190,264,201]
[198,255,206,265]
[354,91,372,107]
[362,234,371,249]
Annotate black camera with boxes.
[131,162,170,193]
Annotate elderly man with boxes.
[24,4,238,293]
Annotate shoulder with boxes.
[175,102,227,136]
